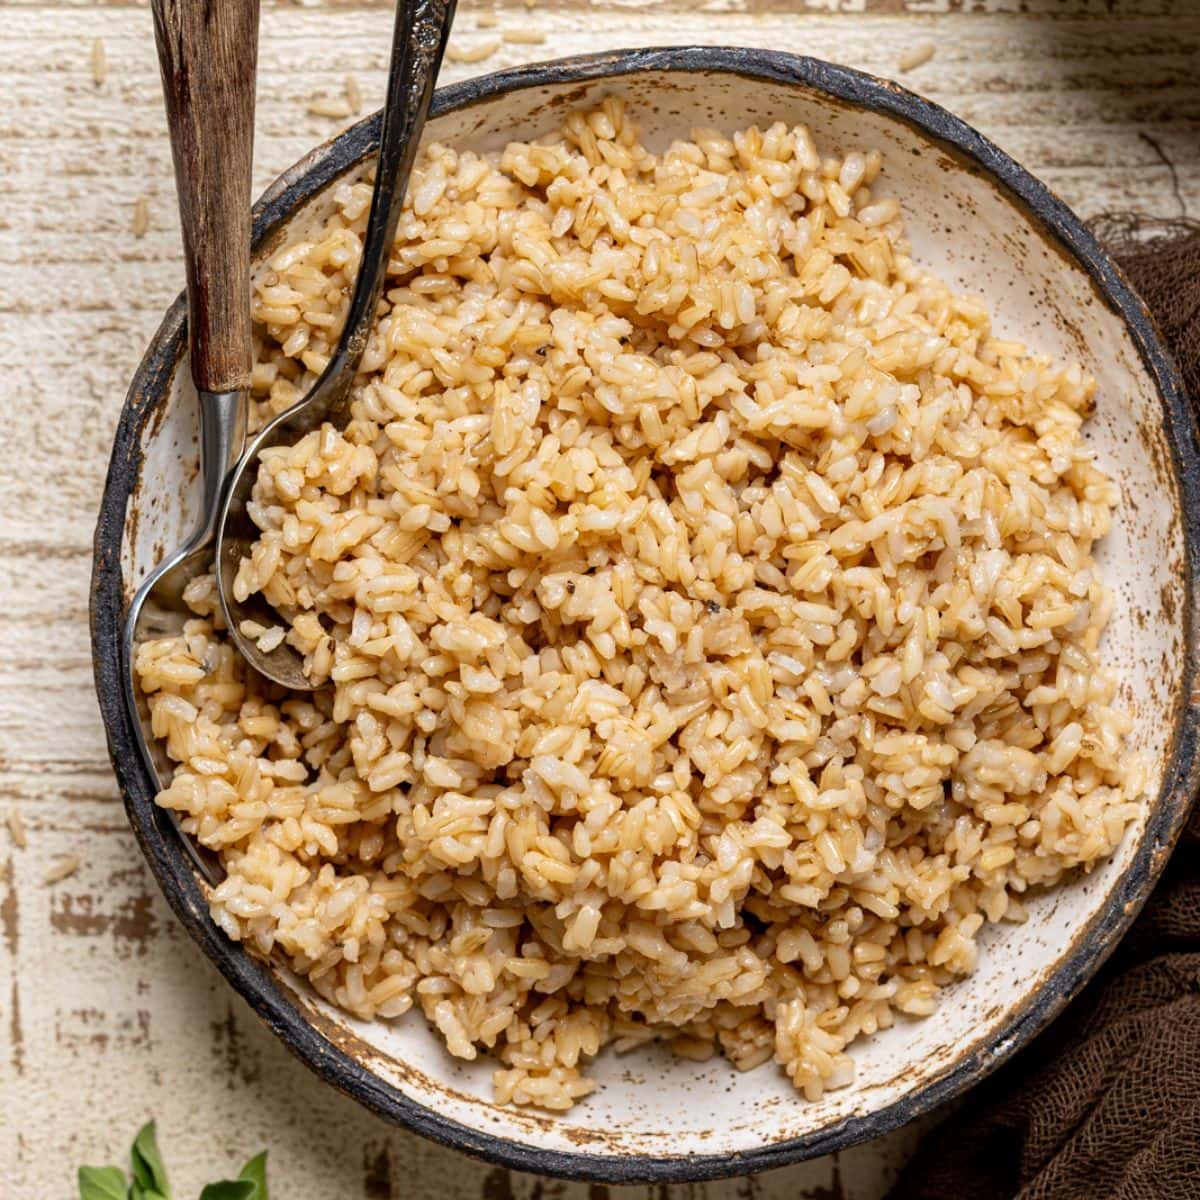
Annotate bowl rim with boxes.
[90,45,1200,1184]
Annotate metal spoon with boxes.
[214,0,457,690]
[123,0,260,787]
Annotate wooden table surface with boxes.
[2,2,1197,1196]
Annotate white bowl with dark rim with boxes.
[91,47,1200,1183]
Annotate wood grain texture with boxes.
[152,0,259,393]
[5,0,1196,13]
[1,3,1198,1197]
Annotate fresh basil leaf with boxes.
[237,1152,268,1200]
[197,1182,255,1200]
[77,1165,128,1200]
[131,1123,170,1198]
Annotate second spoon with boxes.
[215,0,457,690]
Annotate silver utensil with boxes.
[123,0,259,786]
[214,0,457,690]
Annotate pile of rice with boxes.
[137,100,1144,1110]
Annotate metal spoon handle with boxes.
[317,0,458,426]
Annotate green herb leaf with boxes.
[77,1165,129,1200]
[130,1122,170,1199]
[237,1152,268,1200]
[197,1182,255,1200]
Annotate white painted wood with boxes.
[1,3,1196,1197]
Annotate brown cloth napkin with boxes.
[888,217,1200,1200]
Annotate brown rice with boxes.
[132,194,151,239]
[446,40,501,66]
[345,72,363,116]
[307,93,354,120]
[44,855,80,885]
[898,43,936,73]
[6,805,27,849]
[91,37,107,87]
[503,30,546,45]
[136,101,1143,1110]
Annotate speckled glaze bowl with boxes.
[91,47,1200,1183]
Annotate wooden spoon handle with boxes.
[151,0,259,395]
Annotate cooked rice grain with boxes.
[132,194,150,239]
[137,101,1143,1111]
[308,94,354,120]
[446,39,501,64]
[44,855,80,885]
[6,806,27,849]
[898,43,936,73]
[503,29,546,44]
[345,72,363,116]
[91,37,107,87]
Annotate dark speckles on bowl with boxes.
[90,47,1200,1183]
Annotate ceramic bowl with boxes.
[91,47,1200,1183]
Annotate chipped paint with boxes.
[54,1006,153,1054]
[0,858,17,957]
[210,1000,263,1087]
[49,889,160,954]
[9,980,23,1076]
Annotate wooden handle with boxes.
[152,0,259,394]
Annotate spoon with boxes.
[214,0,457,690]
[123,0,259,787]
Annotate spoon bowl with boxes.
[124,387,247,782]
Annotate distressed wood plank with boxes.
[3,0,1197,14]
[1,3,1196,1197]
